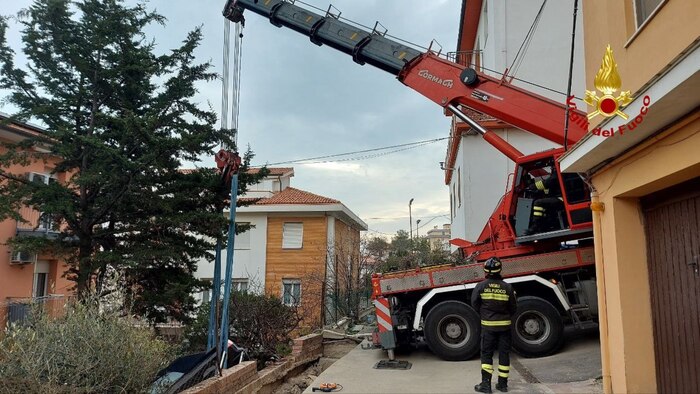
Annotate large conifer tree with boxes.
[0,0,264,322]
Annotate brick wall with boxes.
[185,333,323,394]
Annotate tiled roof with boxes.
[247,167,294,176]
[254,187,339,205]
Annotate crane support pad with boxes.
[377,247,594,295]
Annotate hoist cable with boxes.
[563,0,579,151]
[231,21,243,146]
[508,0,547,79]
[220,19,232,149]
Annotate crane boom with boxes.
[223,0,588,152]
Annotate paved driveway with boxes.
[304,328,601,393]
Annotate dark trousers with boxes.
[480,329,511,381]
[530,197,565,233]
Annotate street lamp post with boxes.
[409,198,414,239]
[416,219,421,238]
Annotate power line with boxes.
[366,228,394,236]
[366,213,451,221]
[257,136,450,166]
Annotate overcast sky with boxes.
[2,0,461,238]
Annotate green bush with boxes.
[0,302,173,393]
[186,291,301,369]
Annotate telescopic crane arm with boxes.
[223,0,588,162]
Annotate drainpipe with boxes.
[590,191,612,393]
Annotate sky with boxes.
[1,0,461,239]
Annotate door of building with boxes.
[643,177,700,393]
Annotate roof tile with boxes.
[255,187,339,205]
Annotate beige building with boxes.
[426,224,451,251]
[560,1,700,392]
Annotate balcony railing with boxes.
[0,295,69,328]
[16,206,61,238]
[446,50,483,72]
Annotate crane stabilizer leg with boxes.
[447,104,524,162]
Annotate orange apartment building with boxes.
[560,0,700,392]
[0,115,73,325]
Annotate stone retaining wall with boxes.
[184,333,323,394]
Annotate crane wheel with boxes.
[512,297,564,358]
[423,301,480,361]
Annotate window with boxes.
[235,222,251,250]
[450,193,454,219]
[201,288,211,305]
[282,222,303,249]
[33,261,49,298]
[452,184,456,216]
[201,278,213,304]
[634,0,664,27]
[457,168,462,208]
[482,1,488,47]
[282,279,301,306]
[233,278,249,293]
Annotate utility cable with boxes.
[258,136,450,166]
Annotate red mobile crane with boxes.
[223,0,598,360]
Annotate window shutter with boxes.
[282,223,303,249]
[235,222,251,249]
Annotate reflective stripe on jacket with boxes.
[471,278,517,331]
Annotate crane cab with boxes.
[511,149,593,244]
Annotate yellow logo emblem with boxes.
[584,45,633,120]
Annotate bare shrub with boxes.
[0,301,173,393]
[186,291,302,369]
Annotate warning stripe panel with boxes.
[374,299,393,332]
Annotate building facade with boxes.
[0,115,73,326]
[426,224,451,251]
[195,168,367,326]
[446,0,585,244]
[560,1,700,392]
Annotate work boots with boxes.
[495,377,508,392]
[474,371,492,393]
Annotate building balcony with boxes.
[15,206,61,239]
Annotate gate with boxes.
[643,177,700,393]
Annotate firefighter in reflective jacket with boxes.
[527,169,564,234]
[471,257,517,393]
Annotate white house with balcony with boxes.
[194,167,367,313]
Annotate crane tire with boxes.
[424,300,480,361]
[512,297,564,358]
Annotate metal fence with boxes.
[0,295,69,329]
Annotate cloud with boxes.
[302,162,363,174]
